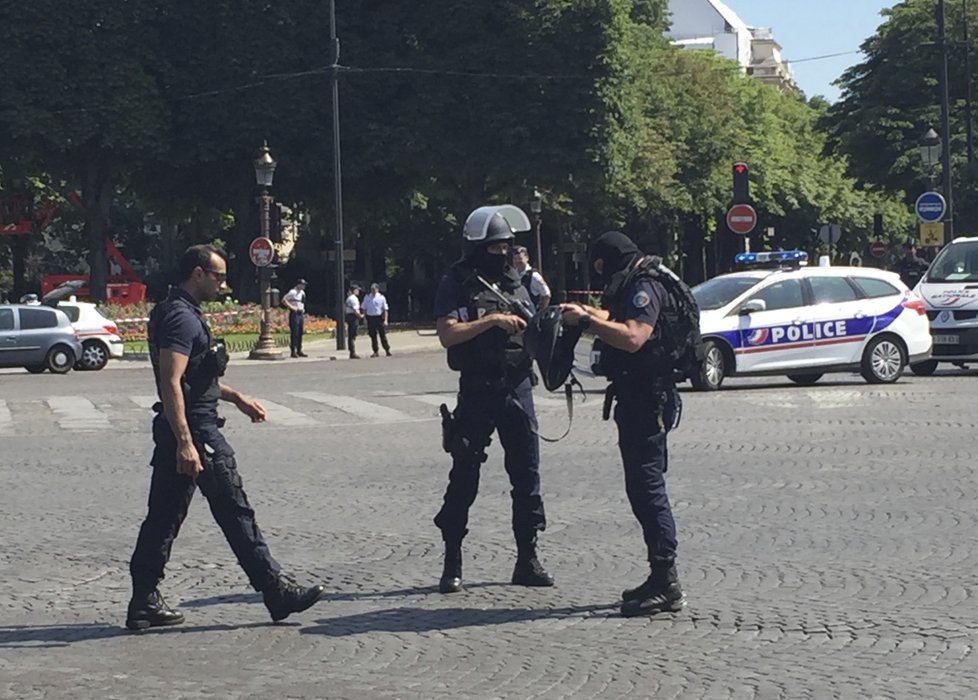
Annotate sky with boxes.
[728,0,896,102]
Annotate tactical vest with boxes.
[520,270,542,307]
[446,265,533,378]
[148,294,226,419]
[600,259,674,381]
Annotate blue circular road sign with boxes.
[915,191,947,223]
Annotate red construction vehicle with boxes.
[40,239,147,305]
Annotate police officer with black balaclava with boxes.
[432,205,554,594]
[126,244,324,630]
[560,231,686,617]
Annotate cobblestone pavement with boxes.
[1,348,976,699]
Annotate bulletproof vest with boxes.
[446,265,533,377]
[599,258,676,380]
[148,294,227,417]
[520,270,541,308]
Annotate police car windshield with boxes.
[926,241,978,283]
[691,276,763,310]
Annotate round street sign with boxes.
[914,191,947,223]
[726,203,757,235]
[249,236,275,267]
[869,239,887,258]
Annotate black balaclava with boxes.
[589,231,640,290]
[465,213,513,281]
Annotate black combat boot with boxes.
[263,575,325,622]
[511,537,554,587]
[439,541,463,593]
[125,588,185,631]
[620,563,685,617]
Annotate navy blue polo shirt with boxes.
[616,277,666,330]
[155,288,211,359]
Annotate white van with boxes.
[912,236,978,374]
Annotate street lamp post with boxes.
[248,142,284,360]
[918,127,942,189]
[529,189,543,277]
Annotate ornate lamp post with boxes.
[248,141,284,360]
[918,127,941,189]
[529,189,543,275]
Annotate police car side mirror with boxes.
[740,299,766,315]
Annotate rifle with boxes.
[473,274,535,323]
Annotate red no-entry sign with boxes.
[869,239,887,258]
[249,237,275,267]
[726,204,757,235]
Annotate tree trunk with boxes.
[82,148,112,302]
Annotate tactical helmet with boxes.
[523,306,585,391]
[461,205,532,257]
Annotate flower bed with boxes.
[104,300,336,342]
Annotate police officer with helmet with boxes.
[560,231,686,617]
[433,205,554,593]
[126,244,324,630]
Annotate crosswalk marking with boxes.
[256,399,319,426]
[0,400,11,435]
[46,396,111,431]
[290,391,413,423]
[130,395,158,409]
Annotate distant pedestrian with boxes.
[283,278,307,358]
[512,245,552,309]
[345,283,365,359]
[362,283,392,357]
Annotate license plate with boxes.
[933,334,959,345]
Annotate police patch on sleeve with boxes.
[632,290,651,308]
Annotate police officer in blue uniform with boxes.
[893,237,929,289]
[126,244,324,630]
[561,231,686,617]
[433,205,554,593]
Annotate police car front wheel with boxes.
[860,335,906,384]
[690,339,726,391]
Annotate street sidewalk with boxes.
[230,328,443,363]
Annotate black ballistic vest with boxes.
[446,265,533,378]
[148,294,223,419]
[600,260,672,381]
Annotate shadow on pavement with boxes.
[181,592,262,608]
[0,619,287,647]
[300,602,619,637]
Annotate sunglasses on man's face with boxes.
[203,267,228,282]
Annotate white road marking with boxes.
[0,400,12,434]
[130,395,158,409]
[46,396,112,431]
[255,399,318,426]
[290,391,413,423]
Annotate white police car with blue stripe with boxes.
[687,251,933,390]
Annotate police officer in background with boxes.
[433,205,553,593]
[126,244,324,630]
[512,245,551,309]
[345,283,365,359]
[893,238,929,289]
[560,231,686,617]
[283,278,307,358]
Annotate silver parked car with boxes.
[0,304,83,374]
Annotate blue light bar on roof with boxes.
[734,250,808,265]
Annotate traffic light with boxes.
[732,162,749,203]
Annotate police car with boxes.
[687,251,933,390]
[910,236,978,374]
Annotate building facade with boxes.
[666,0,797,93]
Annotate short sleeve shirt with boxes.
[362,292,389,316]
[617,277,666,329]
[345,294,361,315]
[283,287,305,312]
[154,288,210,359]
[434,274,468,321]
[525,269,551,300]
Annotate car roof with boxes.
[711,265,900,281]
